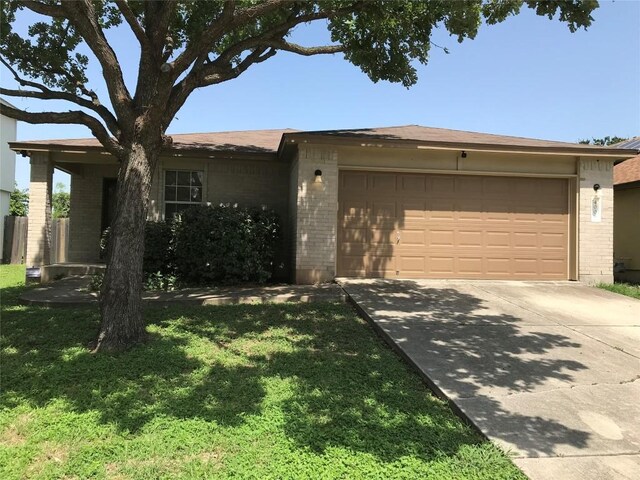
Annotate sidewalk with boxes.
[20,276,345,307]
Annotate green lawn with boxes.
[0,264,524,479]
[598,282,640,300]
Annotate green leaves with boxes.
[0,0,600,96]
[1,2,88,91]
[9,182,28,217]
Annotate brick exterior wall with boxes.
[68,164,118,263]
[292,145,338,283]
[26,152,53,266]
[66,156,290,276]
[203,157,291,279]
[578,158,614,284]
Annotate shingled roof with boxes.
[9,125,638,158]
[11,129,298,154]
[614,155,640,185]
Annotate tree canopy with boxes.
[579,136,628,146]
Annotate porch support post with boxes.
[26,151,53,267]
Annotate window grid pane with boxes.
[164,169,204,218]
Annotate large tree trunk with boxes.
[93,141,159,352]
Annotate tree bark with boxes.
[94,141,158,352]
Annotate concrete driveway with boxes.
[340,279,640,480]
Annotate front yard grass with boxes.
[0,264,524,479]
[597,282,640,300]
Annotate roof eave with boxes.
[9,142,280,160]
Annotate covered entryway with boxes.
[338,171,570,280]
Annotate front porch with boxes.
[40,263,105,283]
[23,150,118,281]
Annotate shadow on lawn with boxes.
[1,279,590,462]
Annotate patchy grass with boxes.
[0,264,524,479]
[598,282,640,300]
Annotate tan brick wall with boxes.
[293,145,338,283]
[578,157,614,284]
[288,154,299,276]
[155,155,292,278]
[68,164,118,262]
[26,152,53,266]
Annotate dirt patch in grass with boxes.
[1,413,33,446]
[26,442,70,476]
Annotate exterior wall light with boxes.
[314,169,323,183]
[461,151,467,158]
[593,183,601,192]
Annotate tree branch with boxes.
[164,47,275,125]
[264,40,343,56]
[171,0,289,77]
[1,57,120,136]
[61,1,134,127]
[0,104,123,157]
[18,0,65,18]
[113,0,150,50]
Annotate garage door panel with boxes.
[367,253,395,277]
[483,177,513,196]
[486,257,511,275]
[341,200,367,220]
[486,231,511,248]
[399,175,427,194]
[341,171,368,193]
[338,171,569,280]
[371,201,396,221]
[400,200,428,220]
[431,176,456,196]
[456,176,484,195]
[339,226,370,244]
[541,232,566,249]
[541,259,566,276]
[429,229,455,247]
[399,228,425,246]
[424,256,454,274]
[458,230,483,248]
[397,255,425,275]
[513,232,539,249]
[370,174,397,194]
[457,257,483,275]
[370,228,396,244]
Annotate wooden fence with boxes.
[2,216,69,264]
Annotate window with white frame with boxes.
[164,170,203,218]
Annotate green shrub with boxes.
[173,204,280,284]
[99,220,177,290]
[143,221,174,278]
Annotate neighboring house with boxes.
[611,137,640,282]
[9,125,637,284]
[0,98,18,262]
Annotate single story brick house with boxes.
[11,125,637,284]
[611,138,640,282]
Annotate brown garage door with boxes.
[338,171,569,280]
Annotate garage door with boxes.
[337,171,569,280]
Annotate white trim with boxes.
[162,168,205,219]
[339,165,578,178]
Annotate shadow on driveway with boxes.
[342,279,593,458]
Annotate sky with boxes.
[3,0,640,190]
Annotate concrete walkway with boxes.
[340,279,640,480]
[21,276,345,307]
